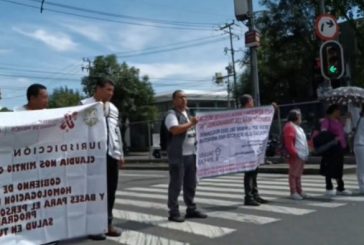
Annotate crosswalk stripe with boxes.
[115,198,280,225]
[202,178,359,188]
[214,173,358,181]
[119,173,167,177]
[302,202,346,208]
[116,190,315,215]
[112,210,235,238]
[155,183,289,198]
[145,184,346,208]
[107,229,190,245]
[126,187,277,201]
[196,181,355,194]
[331,196,364,202]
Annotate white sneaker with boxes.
[336,190,352,196]
[290,193,303,200]
[325,190,336,196]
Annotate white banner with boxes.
[196,106,274,179]
[0,103,107,245]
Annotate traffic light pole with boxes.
[319,0,332,89]
[248,0,260,106]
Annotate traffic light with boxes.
[320,40,344,80]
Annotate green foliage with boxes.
[0,107,11,112]
[326,0,364,85]
[48,86,83,108]
[81,55,157,123]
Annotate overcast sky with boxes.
[0,0,255,109]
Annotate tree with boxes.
[81,55,157,150]
[48,86,83,108]
[0,107,11,112]
[326,0,364,86]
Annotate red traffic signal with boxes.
[320,40,344,80]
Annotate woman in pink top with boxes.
[320,104,351,196]
[283,109,309,200]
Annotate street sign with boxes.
[315,14,339,41]
[245,30,260,48]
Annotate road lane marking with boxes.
[116,190,315,215]
[112,210,235,238]
[107,229,190,245]
[115,198,280,225]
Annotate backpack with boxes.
[159,109,189,151]
[160,113,171,151]
[312,131,339,156]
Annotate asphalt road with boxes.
[59,170,364,245]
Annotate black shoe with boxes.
[168,215,185,222]
[185,210,208,219]
[244,198,260,206]
[88,234,106,240]
[254,196,269,204]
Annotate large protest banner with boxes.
[0,103,107,245]
[196,106,274,179]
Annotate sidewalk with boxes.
[123,152,357,175]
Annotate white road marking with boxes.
[112,210,235,238]
[115,198,280,225]
[116,190,315,215]
[107,229,190,245]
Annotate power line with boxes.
[0,66,83,76]
[116,37,227,58]
[0,0,216,31]
[0,73,81,81]
[26,0,218,27]
[111,34,226,57]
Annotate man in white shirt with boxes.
[81,78,124,240]
[165,90,207,222]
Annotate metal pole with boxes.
[319,0,325,14]
[147,121,152,160]
[319,0,332,88]
[248,0,260,106]
[227,76,231,108]
[228,24,238,107]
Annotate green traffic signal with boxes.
[320,40,344,80]
[329,65,337,74]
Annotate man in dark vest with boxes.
[164,90,207,222]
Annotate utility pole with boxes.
[82,58,91,72]
[247,0,260,106]
[319,0,325,14]
[220,21,238,107]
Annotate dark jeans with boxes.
[244,168,259,199]
[168,155,197,217]
[107,155,119,225]
[325,176,345,191]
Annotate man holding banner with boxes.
[165,90,207,222]
[81,78,124,240]
[240,94,269,206]
[14,83,49,111]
